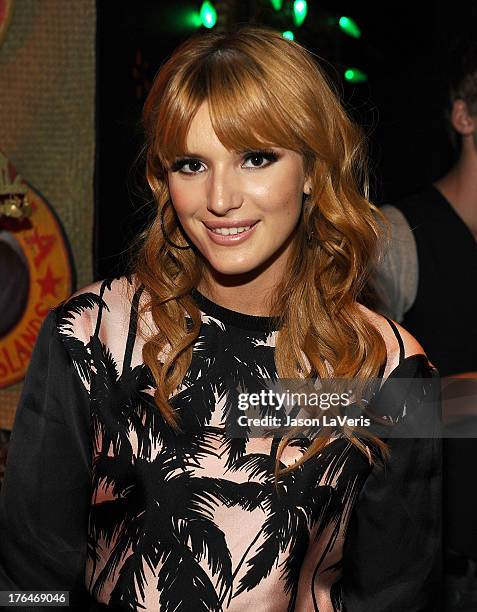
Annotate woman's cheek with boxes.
[169,189,198,219]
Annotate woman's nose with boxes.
[206,175,243,216]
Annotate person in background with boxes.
[372,37,477,611]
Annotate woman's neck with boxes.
[196,280,275,317]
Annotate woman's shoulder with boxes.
[67,274,138,301]
[55,275,140,345]
[357,303,429,379]
[356,305,439,432]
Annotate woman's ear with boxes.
[303,177,313,196]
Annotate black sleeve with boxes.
[0,309,92,610]
[341,358,442,612]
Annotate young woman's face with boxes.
[167,101,312,287]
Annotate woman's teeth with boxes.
[210,225,251,235]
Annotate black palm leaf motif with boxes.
[128,318,275,470]
[127,316,231,464]
[216,437,306,607]
[87,283,157,461]
[128,364,224,470]
[89,336,145,459]
[218,437,370,609]
[183,316,223,383]
[203,324,279,469]
[132,388,224,466]
[86,343,147,590]
[57,292,108,384]
[58,291,108,328]
[90,454,236,611]
[85,288,243,609]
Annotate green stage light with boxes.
[184,11,202,28]
[293,0,308,27]
[344,68,368,83]
[200,1,217,29]
[270,0,283,10]
[282,30,295,40]
[339,16,361,38]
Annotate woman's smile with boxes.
[203,219,260,245]
[167,101,312,287]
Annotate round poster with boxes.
[0,152,75,388]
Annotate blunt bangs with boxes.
[154,48,311,170]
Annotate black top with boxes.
[399,184,477,378]
[0,277,441,611]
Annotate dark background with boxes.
[95,0,477,280]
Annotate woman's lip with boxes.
[204,221,259,245]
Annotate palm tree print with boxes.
[56,277,375,611]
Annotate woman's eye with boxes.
[171,159,204,174]
[242,152,277,168]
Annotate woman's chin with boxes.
[203,254,267,279]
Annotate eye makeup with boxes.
[169,149,280,174]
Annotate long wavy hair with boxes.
[132,24,389,479]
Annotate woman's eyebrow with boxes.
[176,147,278,159]
[176,150,211,159]
[171,150,240,162]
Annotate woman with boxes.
[0,25,441,611]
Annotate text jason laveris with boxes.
[236,415,371,428]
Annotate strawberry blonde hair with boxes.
[132,24,388,478]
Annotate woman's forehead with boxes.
[183,104,276,151]
[175,102,278,151]
[183,102,217,145]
